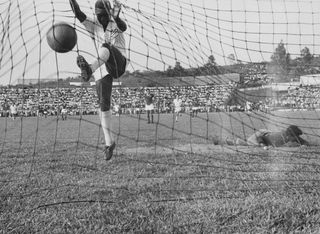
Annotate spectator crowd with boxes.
[0,84,234,118]
[268,85,320,110]
[2,82,320,118]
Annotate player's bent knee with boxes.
[102,43,126,79]
[102,42,112,51]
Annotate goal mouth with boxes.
[1,0,319,160]
[1,1,320,232]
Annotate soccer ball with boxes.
[46,22,77,53]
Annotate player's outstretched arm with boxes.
[69,0,87,22]
[112,0,127,32]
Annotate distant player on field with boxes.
[113,102,120,116]
[191,98,200,117]
[61,106,68,120]
[69,0,127,160]
[2,100,10,118]
[10,103,18,120]
[173,94,182,122]
[145,90,154,124]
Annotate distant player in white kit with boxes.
[61,106,68,120]
[173,94,182,122]
[145,90,154,124]
[10,103,18,120]
[69,0,127,161]
[113,102,120,116]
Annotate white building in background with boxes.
[12,78,56,85]
[69,81,122,87]
[300,74,320,86]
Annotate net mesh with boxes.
[1,0,320,232]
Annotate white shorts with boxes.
[175,107,181,113]
[145,104,154,111]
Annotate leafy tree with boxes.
[188,67,202,76]
[293,47,314,76]
[228,54,236,65]
[271,40,291,72]
[300,47,313,64]
[203,55,218,75]
[171,61,186,76]
[208,55,216,64]
[174,61,184,71]
[165,65,175,77]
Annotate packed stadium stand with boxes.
[2,69,320,117]
[0,84,236,117]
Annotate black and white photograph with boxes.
[1,0,320,232]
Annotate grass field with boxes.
[1,111,320,233]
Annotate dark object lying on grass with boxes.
[260,125,309,147]
[226,125,310,147]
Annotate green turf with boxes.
[1,111,320,233]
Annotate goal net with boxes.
[1,0,320,231]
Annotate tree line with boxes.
[9,40,319,89]
[125,40,320,84]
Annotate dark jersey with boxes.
[145,94,154,105]
[260,131,309,147]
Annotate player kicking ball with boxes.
[69,0,127,161]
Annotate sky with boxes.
[0,0,320,85]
